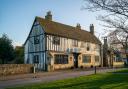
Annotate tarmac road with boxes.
[0,67,126,89]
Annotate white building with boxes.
[24,11,102,71]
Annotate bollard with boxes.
[94,66,96,74]
[33,66,37,78]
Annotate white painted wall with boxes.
[24,21,46,70]
[46,34,100,55]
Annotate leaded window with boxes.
[33,55,39,63]
[54,54,68,64]
[34,36,39,44]
[82,55,91,63]
[53,36,60,45]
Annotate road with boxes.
[0,68,126,89]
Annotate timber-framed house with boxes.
[24,11,102,71]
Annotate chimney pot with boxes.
[76,23,81,29]
[45,11,52,21]
[90,24,94,35]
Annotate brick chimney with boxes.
[76,23,81,30]
[90,24,94,35]
[45,11,52,21]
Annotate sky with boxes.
[0,0,104,46]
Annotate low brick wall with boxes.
[0,64,33,76]
[113,62,124,67]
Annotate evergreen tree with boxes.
[0,34,14,64]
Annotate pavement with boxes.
[0,67,126,89]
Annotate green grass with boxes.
[7,72,128,89]
[113,69,128,73]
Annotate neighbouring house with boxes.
[24,11,102,71]
[103,37,125,68]
[110,43,125,67]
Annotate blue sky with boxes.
[0,0,104,46]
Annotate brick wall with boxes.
[0,64,33,76]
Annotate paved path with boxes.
[0,68,126,89]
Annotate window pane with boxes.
[33,55,39,63]
[54,54,68,64]
[83,55,91,63]
[53,36,60,45]
[34,36,39,44]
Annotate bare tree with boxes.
[84,0,128,18]
[84,0,128,63]
[108,28,128,63]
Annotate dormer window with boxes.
[53,36,60,45]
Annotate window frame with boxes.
[34,36,40,44]
[54,54,68,64]
[33,55,39,63]
[53,36,60,45]
[82,55,91,63]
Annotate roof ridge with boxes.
[36,16,89,33]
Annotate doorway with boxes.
[73,53,80,68]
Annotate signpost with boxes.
[94,66,96,74]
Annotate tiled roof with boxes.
[36,16,101,44]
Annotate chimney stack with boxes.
[104,37,108,48]
[103,37,108,67]
[45,11,52,21]
[90,24,94,35]
[76,23,81,30]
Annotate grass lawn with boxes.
[113,68,128,73]
[7,70,128,89]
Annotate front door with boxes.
[73,53,79,68]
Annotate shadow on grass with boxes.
[7,73,128,89]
